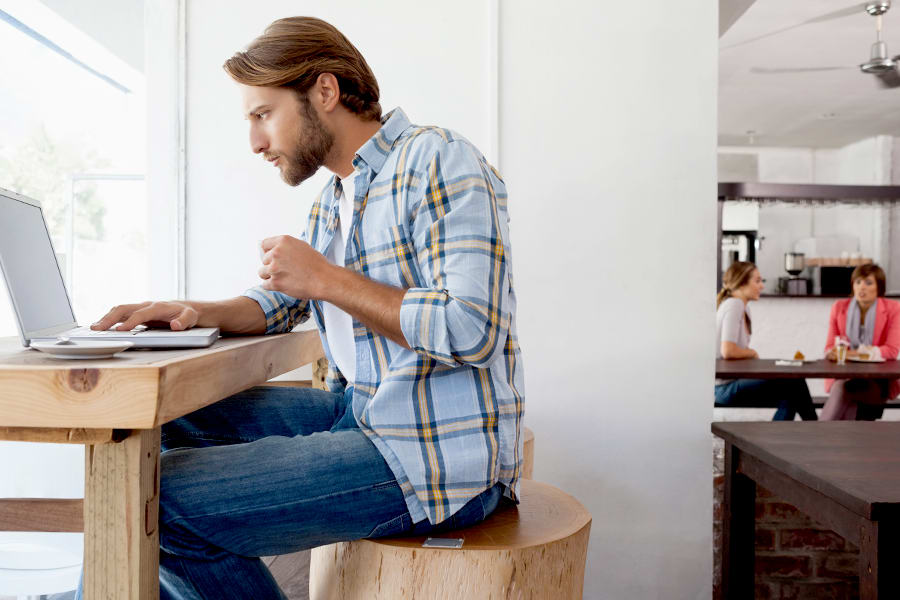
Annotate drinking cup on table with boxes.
[835,336,849,365]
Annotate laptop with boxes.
[0,186,219,348]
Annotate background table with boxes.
[712,421,900,599]
[715,358,900,380]
[0,331,322,599]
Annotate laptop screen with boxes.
[0,190,76,335]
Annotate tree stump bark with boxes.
[309,479,590,600]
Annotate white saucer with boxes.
[30,340,134,359]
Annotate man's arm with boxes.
[320,265,410,349]
[257,234,409,346]
[90,296,267,334]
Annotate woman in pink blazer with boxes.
[822,263,900,420]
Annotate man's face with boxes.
[240,84,334,186]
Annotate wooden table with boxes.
[712,421,900,599]
[0,331,322,599]
[715,358,900,380]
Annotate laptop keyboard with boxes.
[69,326,148,336]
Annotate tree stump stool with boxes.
[522,426,535,479]
[309,479,591,599]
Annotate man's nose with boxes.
[250,128,267,154]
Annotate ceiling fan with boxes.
[727,1,900,89]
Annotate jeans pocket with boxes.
[366,513,411,539]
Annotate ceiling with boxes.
[720,0,900,148]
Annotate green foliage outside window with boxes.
[0,125,110,242]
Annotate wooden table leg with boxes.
[721,443,756,600]
[860,519,900,599]
[84,428,160,599]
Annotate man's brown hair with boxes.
[223,17,381,121]
[851,263,886,297]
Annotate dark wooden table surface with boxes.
[712,421,900,599]
[715,358,900,380]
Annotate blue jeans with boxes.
[715,378,818,421]
[76,385,503,599]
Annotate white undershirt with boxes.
[322,170,358,384]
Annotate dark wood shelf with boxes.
[719,182,900,203]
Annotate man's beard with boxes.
[280,98,335,187]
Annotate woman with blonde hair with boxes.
[821,263,900,420]
[715,262,817,420]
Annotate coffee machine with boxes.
[777,252,811,295]
[721,231,756,276]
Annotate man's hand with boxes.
[90,301,200,332]
[259,235,334,300]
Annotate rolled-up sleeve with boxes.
[399,140,511,368]
[243,287,309,334]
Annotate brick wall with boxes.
[713,440,859,600]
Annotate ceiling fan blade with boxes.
[723,2,869,50]
[876,67,900,87]
[750,66,854,74]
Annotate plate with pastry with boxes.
[779,350,814,362]
[846,345,886,363]
[847,354,886,363]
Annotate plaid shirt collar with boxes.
[352,107,411,176]
[327,108,411,224]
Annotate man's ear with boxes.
[313,73,341,113]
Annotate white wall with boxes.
[750,298,833,396]
[184,1,717,597]
[500,2,716,597]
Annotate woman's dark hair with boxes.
[851,263,886,297]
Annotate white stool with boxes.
[0,531,82,597]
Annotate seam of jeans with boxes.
[477,489,487,520]
[162,479,401,525]
[366,513,407,538]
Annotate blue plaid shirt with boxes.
[245,108,524,524]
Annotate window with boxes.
[0,1,146,336]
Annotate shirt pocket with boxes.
[356,224,421,289]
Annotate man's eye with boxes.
[256,111,267,120]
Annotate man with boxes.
[84,16,524,598]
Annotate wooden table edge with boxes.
[0,331,323,430]
[711,422,874,519]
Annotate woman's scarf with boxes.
[846,299,876,348]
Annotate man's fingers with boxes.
[258,265,271,280]
[260,235,282,253]
[170,307,198,331]
[91,303,148,330]
[115,304,182,331]
[115,306,158,331]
